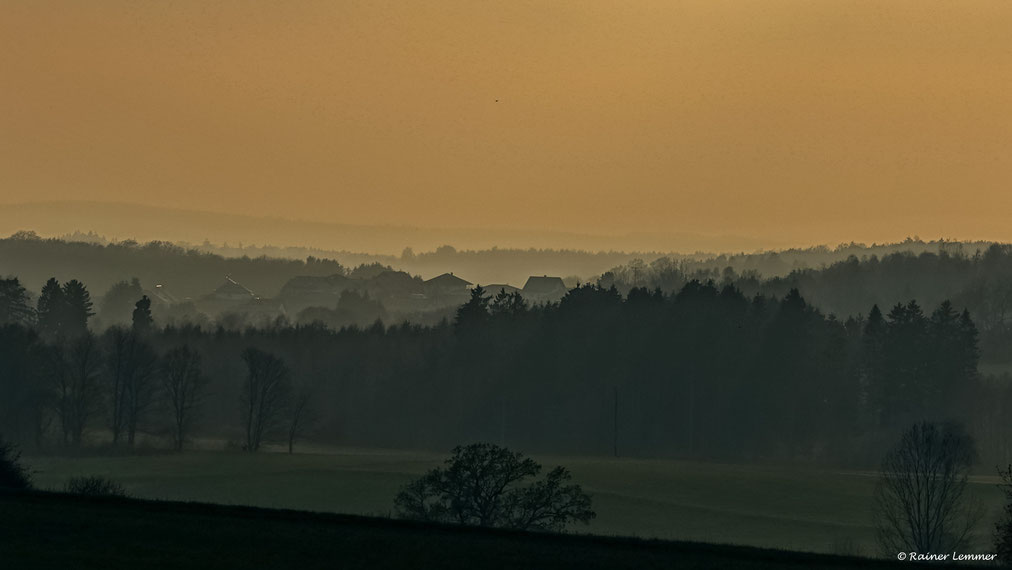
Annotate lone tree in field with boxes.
[874,422,981,554]
[394,443,595,532]
[0,436,31,489]
[239,348,291,452]
[161,345,208,452]
[996,464,1012,563]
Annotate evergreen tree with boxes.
[132,295,154,334]
[454,286,489,330]
[862,304,887,427]
[61,279,94,338]
[0,277,34,326]
[489,289,528,318]
[99,278,144,326]
[36,278,64,340]
[880,301,928,425]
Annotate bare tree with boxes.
[239,348,291,452]
[57,332,103,447]
[103,327,159,446]
[394,443,595,531]
[874,421,981,554]
[123,340,157,446]
[102,327,131,445]
[161,345,207,452]
[996,464,1012,563]
[286,377,317,454]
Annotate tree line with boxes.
[600,243,1012,363]
[1,273,1008,467]
[0,277,318,453]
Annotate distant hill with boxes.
[0,200,783,256]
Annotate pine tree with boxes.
[0,277,34,326]
[36,278,64,339]
[131,295,154,334]
[454,286,489,329]
[61,280,94,338]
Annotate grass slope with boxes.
[23,449,1004,556]
[0,491,920,570]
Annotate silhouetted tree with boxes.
[61,279,94,338]
[36,278,65,340]
[102,327,132,446]
[102,327,158,446]
[132,295,154,334]
[394,443,595,531]
[0,277,33,326]
[0,436,31,489]
[161,345,207,452]
[99,278,143,326]
[0,324,47,447]
[454,286,489,330]
[874,422,980,554]
[240,348,291,452]
[996,464,1012,564]
[57,332,103,446]
[286,377,317,454]
[65,476,127,497]
[124,340,157,447]
[489,289,528,318]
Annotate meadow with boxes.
[1,491,923,570]
[23,446,1005,557]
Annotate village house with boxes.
[522,275,568,303]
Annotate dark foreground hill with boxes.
[1,491,923,570]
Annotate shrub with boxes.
[0,436,31,489]
[394,442,595,532]
[65,476,128,497]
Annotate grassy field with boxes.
[0,491,928,570]
[22,447,1005,557]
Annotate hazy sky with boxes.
[2,1,1010,248]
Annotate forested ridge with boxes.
[601,243,1012,363]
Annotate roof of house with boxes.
[483,284,522,295]
[522,276,567,294]
[214,276,256,298]
[424,273,472,287]
[145,284,179,305]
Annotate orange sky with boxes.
[1,1,1011,250]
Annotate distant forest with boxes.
[3,232,1012,360]
[600,242,1012,363]
[51,229,988,288]
[2,234,1012,467]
